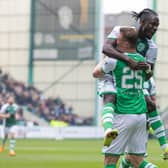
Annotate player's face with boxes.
[140,15,159,39]
[8,96,15,104]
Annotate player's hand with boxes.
[127,58,149,70]
[135,62,149,70]
[5,113,11,118]
[127,58,138,70]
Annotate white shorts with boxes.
[4,126,18,135]
[98,75,116,97]
[102,114,147,155]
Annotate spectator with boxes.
[0,70,91,126]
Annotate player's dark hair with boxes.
[131,8,158,22]
[120,27,138,48]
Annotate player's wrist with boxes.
[123,54,130,63]
[145,64,152,74]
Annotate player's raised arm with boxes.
[103,38,133,66]
[0,113,10,119]
[103,26,149,70]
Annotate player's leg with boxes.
[102,114,135,168]
[143,78,168,159]
[98,79,118,146]
[119,156,133,168]
[0,135,7,152]
[104,155,119,168]
[120,156,158,168]
[9,136,16,156]
[8,126,17,156]
[102,93,118,146]
[128,155,158,168]
[126,114,158,168]
[0,127,8,152]
[145,96,168,159]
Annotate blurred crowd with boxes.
[0,69,93,126]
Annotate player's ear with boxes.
[140,19,145,25]
[124,41,129,49]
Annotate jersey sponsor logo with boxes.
[137,42,146,53]
[120,89,142,97]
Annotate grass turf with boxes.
[0,139,167,168]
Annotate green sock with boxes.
[119,157,132,168]
[102,103,115,131]
[139,160,158,168]
[9,139,16,151]
[105,164,116,168]
[148,110,167,148]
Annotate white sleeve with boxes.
[0,104,8,114]
[107,26,120,39]
[102,57,117,73]
[146,40,158,64]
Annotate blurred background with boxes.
[0,0,168,139]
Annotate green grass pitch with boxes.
[0,139,167,168]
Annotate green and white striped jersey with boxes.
[0,103,18,127]
[102,52,147,114]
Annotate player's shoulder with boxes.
[104,56,117,64]
[125,52,145,61]
[137,52,145,58]
[13,103,19,109]
[108,26,136,39]
[0,103,9,112]
[113,25,136,30]
[1,103,9,108]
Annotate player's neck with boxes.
[117,46,136,53]
[124,48,136,53]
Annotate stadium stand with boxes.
[0,68,93,126]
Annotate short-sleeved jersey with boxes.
[102,53,147,114]
[0,103,18,127]
[107,26,158,64]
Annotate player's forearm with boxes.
[0,113,10,119]
[0,114,6,119]
[102,43,130,63]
